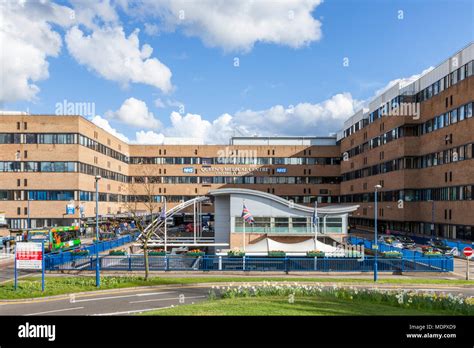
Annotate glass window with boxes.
[438,115,444,129]
[466,103,473,118]
[451,109,458,124]
[459,105,465,121]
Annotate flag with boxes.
[241,203,255,224]
[312,201,318,226]
[159,198,167,221]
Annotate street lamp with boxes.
[374,184,382,282]
[95,175,102,287]
[428,200,435,237]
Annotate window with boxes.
[0,134,21,144]
[451,109,458,124]
[0,162,21,172]
[28,191,74,201]
[459,105,465,121]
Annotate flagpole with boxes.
[315,201,318,249]
[243,220,246,253]
[163,197,167,253]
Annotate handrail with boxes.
[137,196,210,241]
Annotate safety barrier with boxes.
[348,236,453,272]
[44,233,138,269]
[45,254,452,272]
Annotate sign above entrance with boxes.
[200,167,269,175]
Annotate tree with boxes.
[121,166,161,280]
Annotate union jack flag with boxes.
[241,203,255,224]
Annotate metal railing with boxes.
[45,254,453,272]
[44,233,138,267]
[348,236,454,272]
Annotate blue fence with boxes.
[44,233,137,269]
[352,230,473,253]
[45,254,453,273]
[348,236,453,272]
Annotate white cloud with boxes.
[125,0,323,52]
[90,115,130,142]
[0,1,67,102]
[374,67,435,97]
[65,25,173,92]
[134,130,165,144]
[106,97,162,128]
[126,93,360,144]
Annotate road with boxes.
[0,285,210,316]
[0,260,37,284]
[453,257,474,279]
[1,283,474,316]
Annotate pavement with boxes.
[1,281,474,316]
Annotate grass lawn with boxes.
[1,276,473,300]
[142,296,457,316]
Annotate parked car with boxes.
[428,238,458,255]
[397,236,416,249]
[378,235,403,249]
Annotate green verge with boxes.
[141,296,459,316]
[1,276,473,300]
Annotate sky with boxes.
[1,0,473,144]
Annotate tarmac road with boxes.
[1,282,474,316]
[0,285,210,316]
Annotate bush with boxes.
[149,251,166,256]
[71,249,89,256]
[227,250,245,257]
[109,249,126,256]
[382,251,402,258]
[268,250,286,257]
[423,251,443,257]
[187,249,205,257]
[306,250,325,257]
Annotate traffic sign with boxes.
[16,242,43,270]
[463,247,473,258]
[14,242,45,291]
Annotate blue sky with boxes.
[1,0,473,143]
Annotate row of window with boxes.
[415,60,473,103]
[420,101,473,135]
[343,101,473,160]
[134,176,341,185]
[129,157,341,165]
[344,125,416,158]
[78,162,129,183]
[342,60,473,137]
[340,184,473,203]
[342,142,474,181]
[0,132,129,163]
[79,135,129,163]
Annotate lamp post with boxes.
[95,175,101,288]
[374,184,382,282]
[428,200,435,237]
